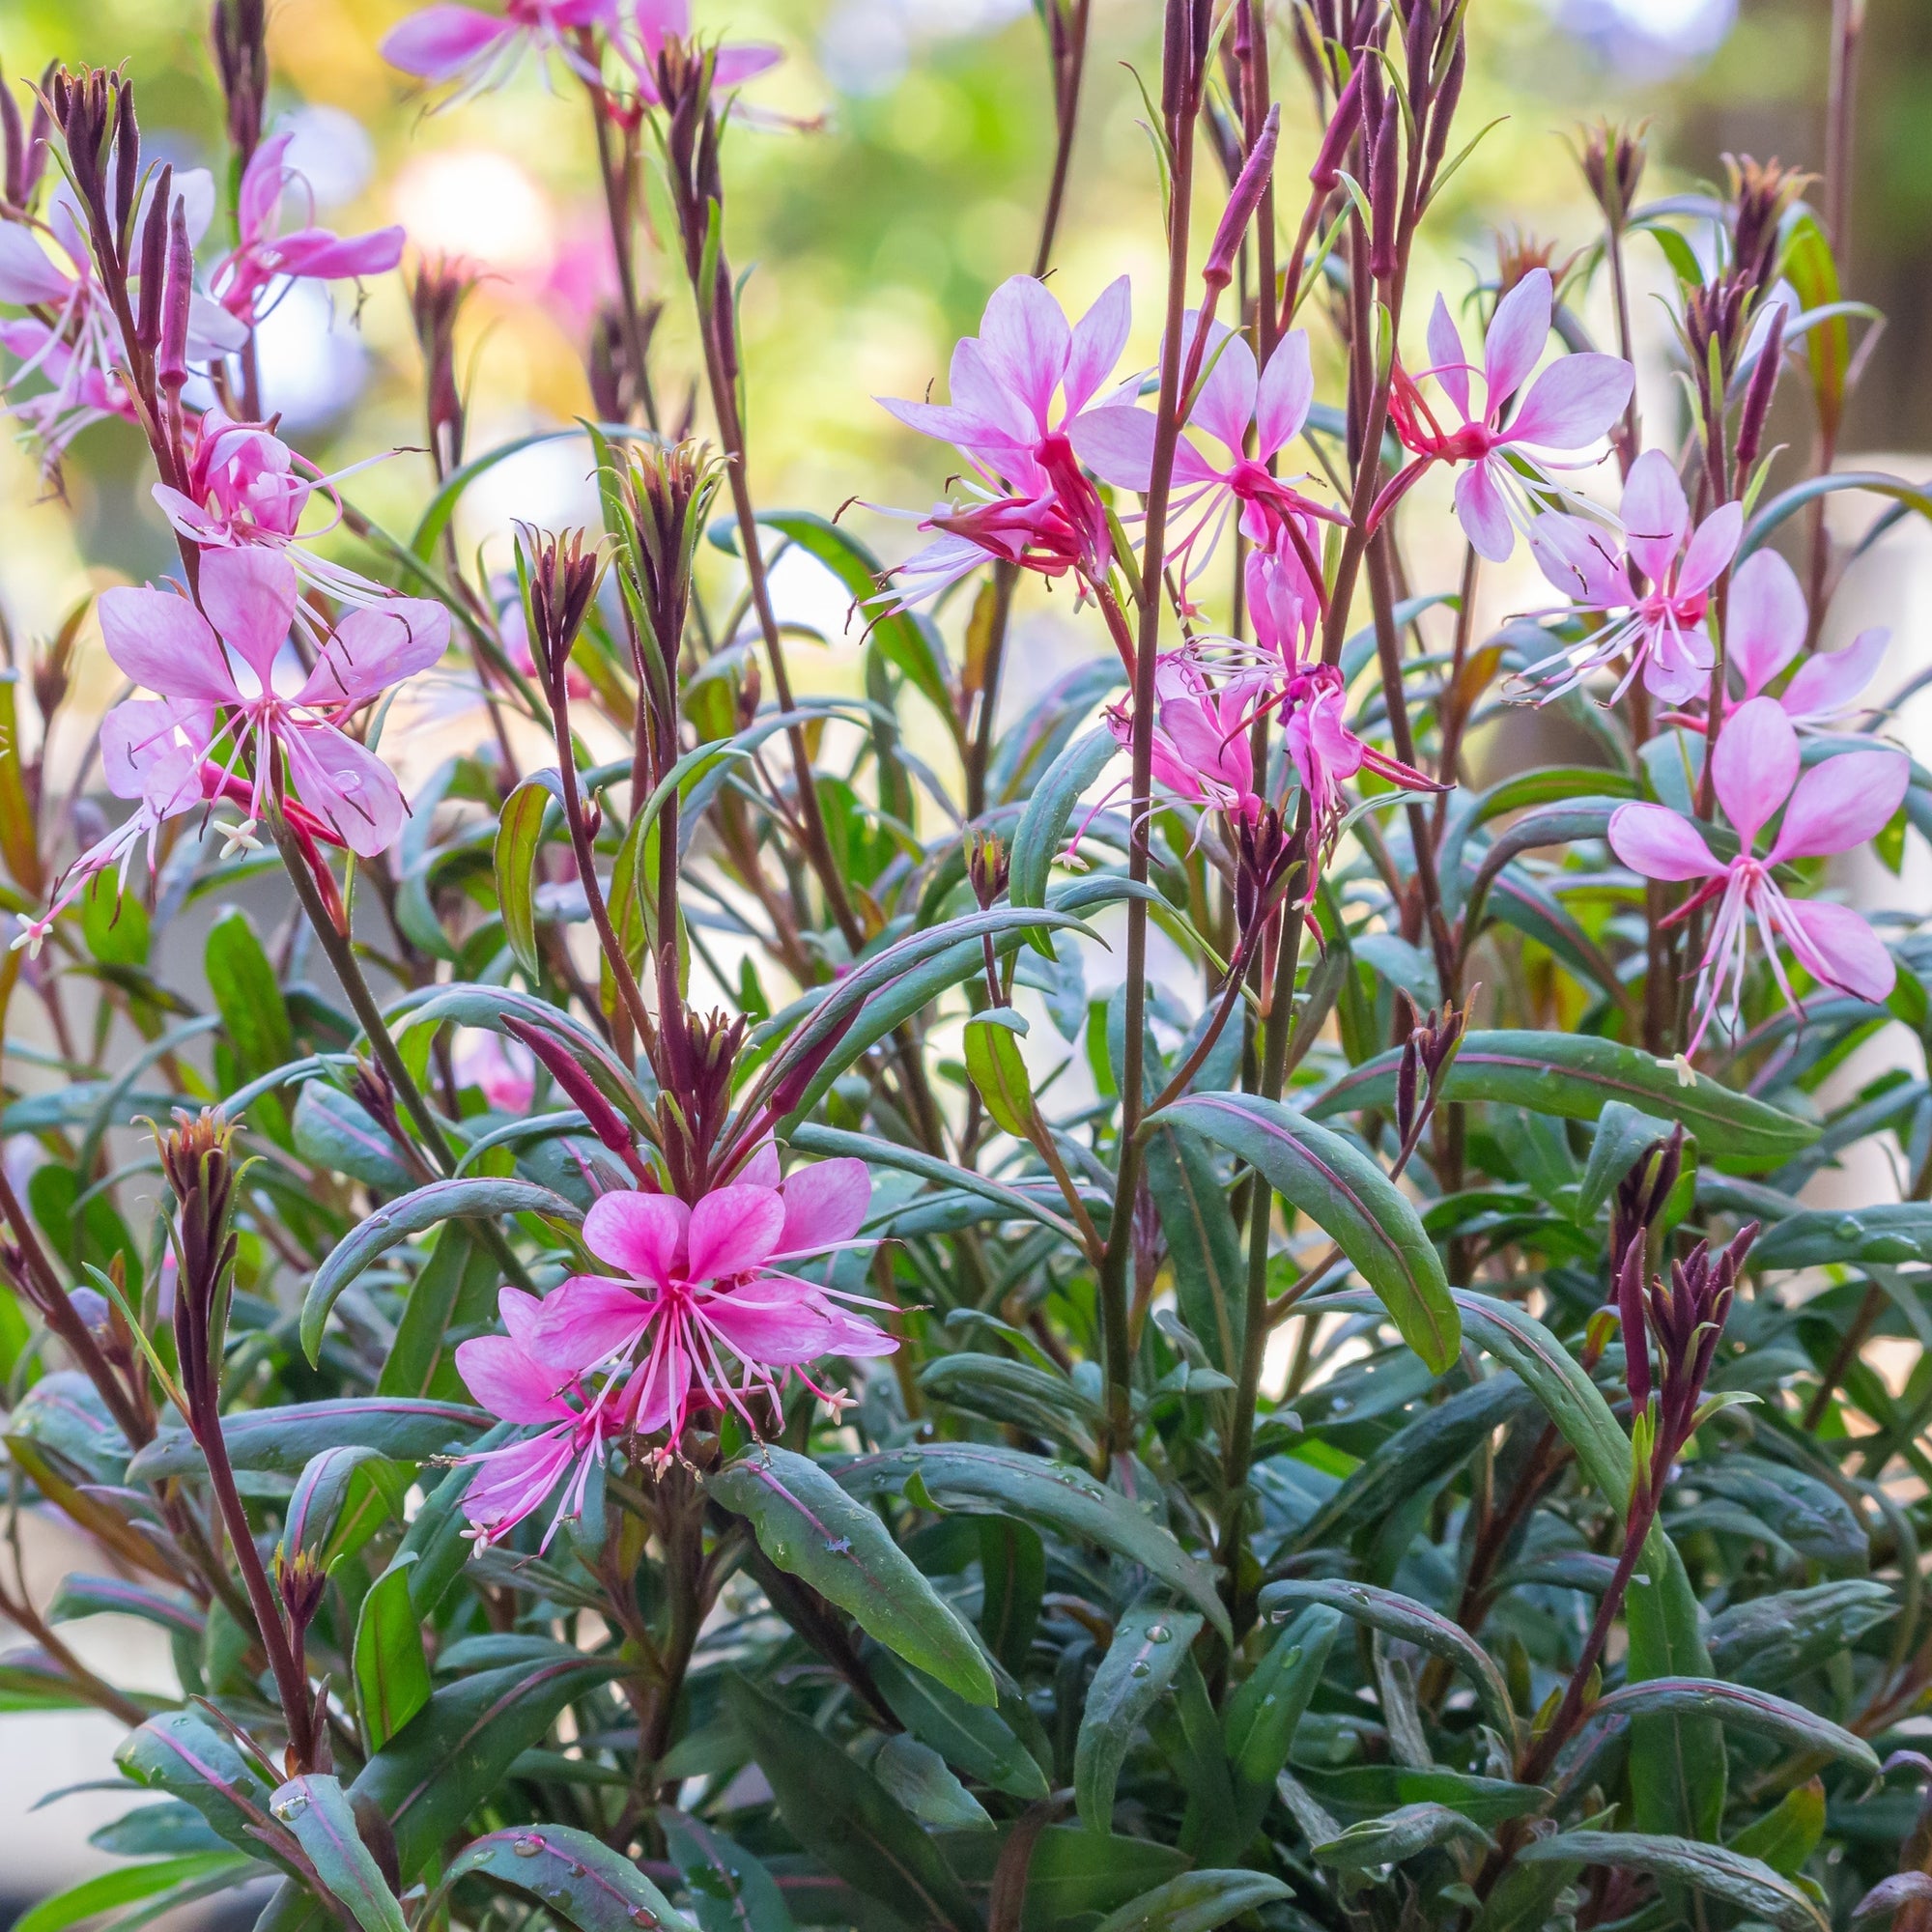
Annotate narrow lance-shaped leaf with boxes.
[1075,1602,1205,1833]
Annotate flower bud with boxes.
[410,257,477,473]
[1733,298,1785,479]
[1368,104,1400,282]
[133,164,171,351]
[502,1016,639,1155]
[157,199,194,391]
[1578,118,1648,231]
[1203,103,1279,292]
[211,0,269,163]
[1309,63,1364,195]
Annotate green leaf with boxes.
[1089,1870,1291,1932]
[300,1177,583,1360]
[437,1825,695,1932]
[1257,1578,1515,1741]
[48,1576,200,1641]
[115,1711,290,1867]
[1519,1832,1829,1932]
[1218,1606,1342,1850]
[659,1810,794,1932]
[868,1650,1049,1800]
[128,1399,490,1481]
[871,1733,994,1830]
[837,1442,1230,1642]
[268,1776,406,1932]
[1153,1092,1458,1375]
[82,869,149,965]
[1312,1031,1816,1171]
[379,1226,498,1401]
[292,1083,413,1193]
[349,1659,622,1881]
[354,1562,431,1750]
[1755,1204,1932,1269]
[1583,1676,1879,1774]
[1010,724,1117,952]
[964,1014,1036,1139]
[1075,1600,1205,1832]
[284,1445,382,1560]
[1315,1802,1493,1868]
[708,1446,995,1705]
[722,1674,979,1932]
[1575,1101,1677,1225]
[11,1858,252,1932]
[1143,1122,1242,1374]
[978,1516,1044,1681]
[1740,469,1932,562]
[1729,1778,1826,1877]
[493,775,557,979]
[206,908,295,1084]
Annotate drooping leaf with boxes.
[868,1650,1048,1801]
[1074,1600,1205,1832]
[268,1776,408,1932]
[128,1399,489,1481]
[437,1825,695,1932]
[1088,1870,1292,1932]
[1518,1832,1829,1932]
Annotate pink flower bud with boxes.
[1309,63,1364,194]
[1202,103,1279,292]
[157,199,192,391]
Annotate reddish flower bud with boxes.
[157,199,194,391]
[1203,103,1279,292]
[1733,299,1785,479]
[502,1016,639,1156]
[1368,104,1400,281]
[133,163,171,352]
[1309,63,1364,194]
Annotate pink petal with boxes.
[949,338,1036,449]
[271,227,407,281]
[1527,514,1625,607]
[1711,696,1800,850]
[1187,317,1257,454]
[1782,625,1887,721]
[526,1274,652,1370]
[99,698,213,808]
[712,43,782,86]
[822,1307,898,1358]
[1724,549,1804,700]
[1619,449,1689,588]
[1676,500,1742,600]
[1254,330,1314,462]
[1069,405,1157,491]
[284,724,408,857]
[686,1184,786,1282]
[380,6,512,78]
[1768,748,1910,863]
[738,1139,782,1188]
[778,1157,871,1255]
[497,1286,544,1351]
[456,1334,571,1423]
[0,225,76,305]
[460,1429,576,1536]
[198,547,299,687]
[98,586,239,704]
[978,276,1070,440]
[1505,355,1633,449]
[1483,268,1551,407]
[1454,460,1515,562]
[1778,897,1895,1004]
[1642,620,1715,704]
[583,1190,689,1282]
[702,1288,834,1367]
[1607,802,1725,882]
[237,133,293,244]
[1063,276,1131,420]
[878,394,999,449]
[297,598,450,708]
[1425,295,1470,419]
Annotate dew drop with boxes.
[1129,1659,1152,1678]
[512,1834,546,1859]
[566,1863,586,1877]
[1147,1624,1172,1643]
[1835,1214,1863,1241]
[630,1912,659,1928]
[271,1795,308,1823]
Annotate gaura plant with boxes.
[1,3,1930,1931]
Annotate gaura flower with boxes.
[615,0,783,104]
[875,274,1129,609]
[381,0,615,98]
[209,132,405,327]
[1607,697,1906,1050]
[1374,268,1633,563]
[517,1158,894,1457]
[454,1289,611,1549]
[1106,653,1269,826]
[97,548,447,856]
[1516,448,1741,704]
[1716,547,1889,729]
[453,1028,537,1112]
[1073,323,1341,611]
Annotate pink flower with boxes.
[1719,548,1888,728]
[515,1160,893,1456]
[616,0,783,102]
[382,0,615,98]
[1607,697,1907,1050]
[876,275,1129,608]
[98,548,447,857]
[1375,269,1633,562]
[1107,654,1268,824]
[210,134,405,327]
[0,318,140,462]
[1072,324,1340,610]
[455,1289,611,1549]
[1517,450,1742,704]
[453,1028,537,1112]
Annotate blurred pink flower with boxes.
[453,1028,537,1111]
[1108,654,1268,825]
[382,0,614,96]
[1607,697,1906,1049]
[1376,269,1632,562]
[1517,450,1741,704]
[1073,324,1340,610]
[616,0,782,103]
[1719,548,1888,728]
[516,1160,893,1458]
[210,133,405,327]
[98,548,447,856]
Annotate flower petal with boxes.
[1607,803,1725,882]
[1618,448,1689,588]
[1483,267,1551,406]
[1676,500,1743,599]
[978,276,1070,440]
[1253,329,1314,460]
[1778,897,1895,1004]
[1724,549,1804,700]
[778,1157,872,1255]
[702,1287,834,1367]
[1068,404,1157,490]
[1188,317,1257,454]
[1063,276,1131,420]
[197,547,299,688]
[686,1183,786,1282]
[0,225,75,305]
[98,587,239,704]
[1505,354,1633,449]
[455,1334,571,1423]
[1453,460,1515,562]
[526,1274,652,1371]
[1712,696,1799,850]
[284,724,409,857]
[99,698,213,810]
[1425,295,1471,419]
[381,5,511,78]
[583,1190,689,1282]
[296,598,450,708]
[1768,748,1909,863]
[1527,513,1625,606]
[1781,625,1888,722]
